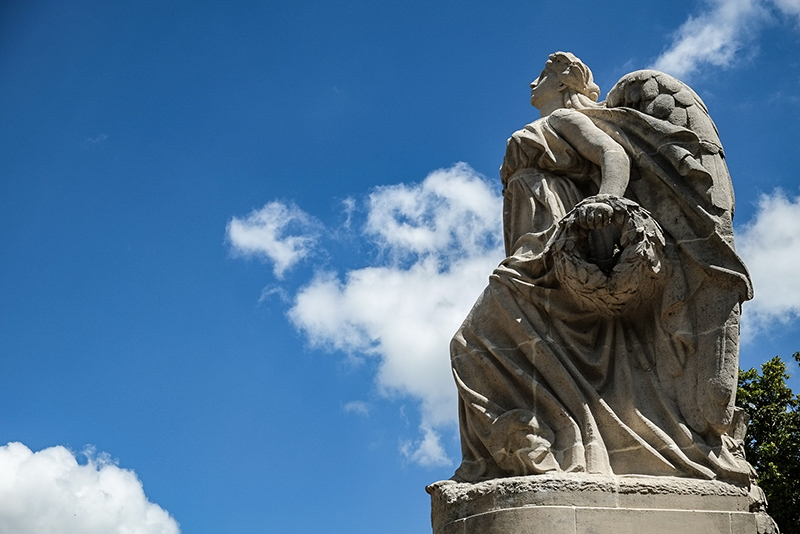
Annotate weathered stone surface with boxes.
[429,51,780,533]
[427,474,778,534]
[452,51,753,484]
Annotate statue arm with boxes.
[548,109,630,231]
[548,108,630,198]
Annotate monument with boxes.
[427,52,779,533]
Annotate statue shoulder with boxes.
[507,117,547,141]
[548,107,595,128]
[548,108,580,120]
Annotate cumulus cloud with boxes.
[0,442,180,534]
[400,425,452,467]
[289,165,501,423]
[286,164,503,462]
[227,201,318,278]
[737,190,800,338]
[227,165,503,465]
[364,163,499,260]
[650,0,766,79]
[288,255,497,424]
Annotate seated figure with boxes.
[451,52,753,483]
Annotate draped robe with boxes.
[451,106,754,483]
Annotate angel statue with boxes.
[450,52,754,483]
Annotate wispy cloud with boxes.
[258,285,290,304]
[341,197,356,230]
[83,133,108,147]
[650,0,766,79]
[0,442,180,534]
[773,0,800,19]
[737,189,800,338]
[343,400,370,416]
[649,0,800,80]
[226,201,319,279]
[400,425,452,467]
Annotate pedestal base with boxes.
[426,474,778,534]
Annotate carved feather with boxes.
[606,70,724,156]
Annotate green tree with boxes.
[737,353,800,534]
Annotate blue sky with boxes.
[1,1,800,533]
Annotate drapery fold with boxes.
[452,107,752,484]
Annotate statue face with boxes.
[530,69,563,109]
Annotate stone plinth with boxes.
[426,474,778,534]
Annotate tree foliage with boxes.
[737,353,800,534]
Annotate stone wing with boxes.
[606,69,724,156]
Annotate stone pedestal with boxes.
[426,474,779,534]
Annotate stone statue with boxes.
[449,52,754,484]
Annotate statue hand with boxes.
[577,202,614,229]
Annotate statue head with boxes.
[531,52,601,113]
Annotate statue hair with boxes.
[545,51,603,110]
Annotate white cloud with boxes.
[343,401,370,416]
[229,169,800,469]
[227,165,502,465]
[84,134,108,146]
[365,162,500,260]
[257,285,290,304]
[0,442,180,534]
[737,190,800,338]
[226,201,317,278]
[289,255,498,427]
[341,197,356,230]
[773,0,800,18]
[650,0,766,79]
[650,0,800,79]
[400,426,452,467]
[287,164,502,437]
